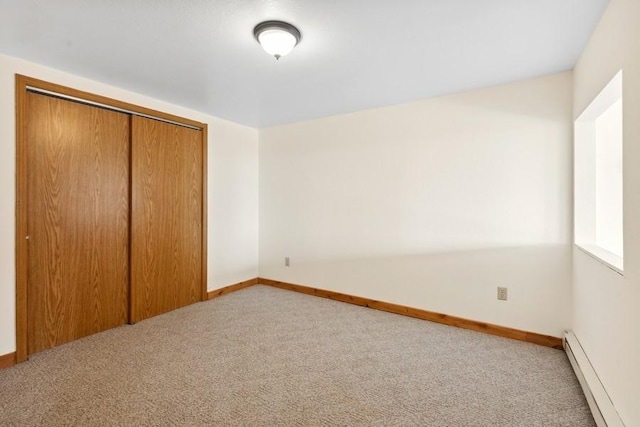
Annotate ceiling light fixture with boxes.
[253,20,301,60]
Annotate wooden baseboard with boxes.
[0,352,17,369]
[207,278,259,300]
[258,277,563,349]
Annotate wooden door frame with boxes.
[15,75,208,363]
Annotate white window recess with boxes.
[574,70,624,274]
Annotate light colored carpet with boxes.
[0,285,594,426]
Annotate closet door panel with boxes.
[131,116,203,322]
[27,93,130,354]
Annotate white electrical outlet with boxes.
[497,287,508,301]
[285,257,290,267]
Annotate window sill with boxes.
[575,244,624,275]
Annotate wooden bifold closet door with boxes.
[23,85,205,357]
[130,116,203,323]
[27,92,130,354]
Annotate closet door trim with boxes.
[15,75,208,363]
[26,86,202,131]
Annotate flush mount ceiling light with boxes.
[253,20,301,60]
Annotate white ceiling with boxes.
[0,0,608,128]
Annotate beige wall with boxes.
[0,54,260,356]
[572,0,640,425]
[260,72,573,337]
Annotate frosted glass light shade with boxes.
[254,21,301,60]
[258,30,297,58]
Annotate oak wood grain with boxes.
[0,352,17,370]
[27,92,130,355]
[16,76,207,363]
[131,116,203,323]
[15,75,204,129]
[207,278,259,300]
[258,277,563,349]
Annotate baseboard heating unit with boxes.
[563,331,625,427]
